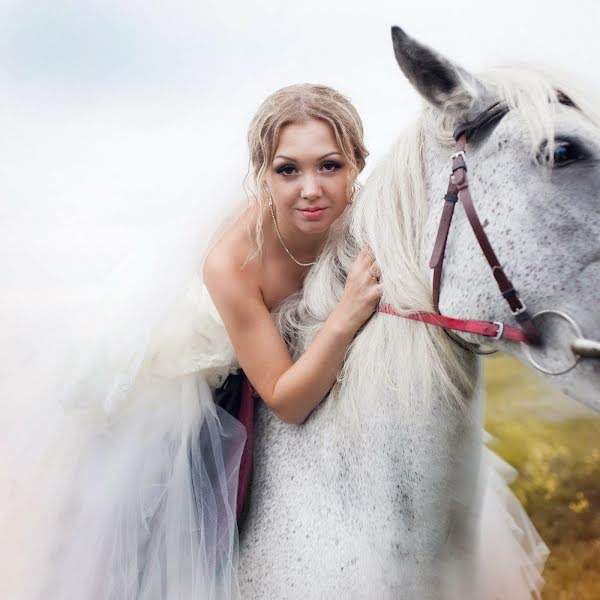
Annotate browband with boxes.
[453,102,509,142]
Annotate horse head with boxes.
[389,26,600,412]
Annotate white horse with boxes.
[238,27,600,599]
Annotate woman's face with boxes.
[265,118,352,237]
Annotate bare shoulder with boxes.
[203,205,260,301]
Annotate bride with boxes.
[0,83,547,599]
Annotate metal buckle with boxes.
[492,321,504,340]
[450,150,467,162]
[511,300,528,316]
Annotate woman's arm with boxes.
[204,248,381,425]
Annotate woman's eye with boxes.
[276,165,297,176]
[321,161,342,172]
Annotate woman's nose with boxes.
[300,174,322,200]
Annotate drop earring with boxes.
[348,183,359,205]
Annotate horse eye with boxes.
[553,141,584,166]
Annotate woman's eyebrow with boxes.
[273,151,342,162]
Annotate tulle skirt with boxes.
[0,217,247,599]
[1,367,246,600]
[480,442,549,599]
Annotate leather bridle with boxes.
[378,102,600,375]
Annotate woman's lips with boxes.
[299,207,326,220]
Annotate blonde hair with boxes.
[245,83,369,259]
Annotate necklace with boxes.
[268,197,317,267]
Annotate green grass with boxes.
[484,354,600,599]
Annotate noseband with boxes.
[379,102,600,375]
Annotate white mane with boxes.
[276,64,600,429]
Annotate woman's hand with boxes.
[334,246,383,334]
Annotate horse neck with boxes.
[310,129,480,432]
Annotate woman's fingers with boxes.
[369,284,384,306]
[368,263,380,280]
[340,247,384,328]
[357,245,381,285]
[360,245,374,258]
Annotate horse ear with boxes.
[391,26,487,115]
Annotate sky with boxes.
[1,0,599,345]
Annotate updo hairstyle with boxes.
[245,83,368,256]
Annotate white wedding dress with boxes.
[0,219,548,599]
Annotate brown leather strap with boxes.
[453,102,509,142]
[428,133,541,345]
[429,137,465,311]
[451,134,540,344]
[429,179,459,311]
